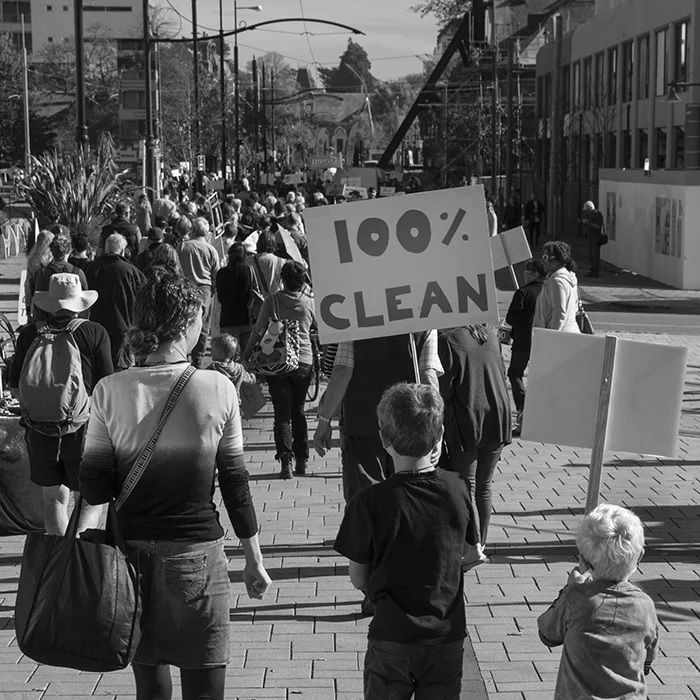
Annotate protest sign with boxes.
[521,329,687,510]
[490,227,531,269]
[380,186,396,196]
[342,185,368,199]
[344,177,362,187]
[304,185,498,344]
[18,269,27,327]
[284,173,307,185]
[310,154,340,169]
[277,228,304,264]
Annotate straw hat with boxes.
[33,273,98,314]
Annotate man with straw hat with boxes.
[10,274,113,536]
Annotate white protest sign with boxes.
[342,185,368,199]
[310,154,340,169]
[277,228,304,264]
[490,226,532,270]
[18,269,27,327]
[284,173,307,185]
[522,329,686,457]
[380,186,396,196]
[304,185,498,344]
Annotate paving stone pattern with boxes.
[0,252,698,698]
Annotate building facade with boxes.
[536,0,700,287]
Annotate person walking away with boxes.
[179,217,220,367]
[538,504,659,700]
[10,273,112,535]
[152,243,183,275]
[334,383,480,700]
[242,261,316,479]
[533,240,581,333]
[579,200,605,278]
[100,201,141,261]
[247,229,286,325]
[505,259,546,435]
[67,232,92,273]
[524,192,545,248]
[438,324,511,553]
[216,241,253,352]
[32,234,88,295]
[313,331,442,503]
[134,227,165,272]
[86,234,146,369]
[503,194,521,231]
[152,190,178,224]
[80,270,271,700]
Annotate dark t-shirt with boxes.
[10,318,114,393]
[334,469,479,644]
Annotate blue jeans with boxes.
[265,363,312,462]
[364,638,464,700]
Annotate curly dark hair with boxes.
[542,240,577,272]
[126,271,203,357]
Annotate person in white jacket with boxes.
[533,240,581,333]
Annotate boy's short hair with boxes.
[576,504,645,581]
[376,382,444,458]
[211,334,238,359]
[71,232,89,253]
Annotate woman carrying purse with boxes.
[80,268,271,700]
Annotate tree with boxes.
[319,39,377,93]
[411,0,466,26]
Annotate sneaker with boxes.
[279,456,293,480]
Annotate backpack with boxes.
[247,294,300,376]
[19,319,90,436]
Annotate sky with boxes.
[161,0,439,82]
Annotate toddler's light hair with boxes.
[211,334,238,361]
[576,504,644,582]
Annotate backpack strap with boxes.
[114,364,196,511]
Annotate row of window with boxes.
[539,125,685,182]
[1,1,30,22]
[538,19,690,116]
[45,3,132,9]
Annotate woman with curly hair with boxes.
[80,270,271,700]
[533,240,581,333]
[151,242,183,275]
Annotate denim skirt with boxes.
[125,538,230,668]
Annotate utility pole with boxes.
[547,13,563,241]
[505,37,514,205]
[143,0,156,198]
[21,15,31,174]
[74,0,88,146]
[252,56,259,173]
[270,67,275,171]
[261,63,268,172]
[192,0,200,180]
[442,82,448,187]
[490,1,497,203]
[218,0,228,190]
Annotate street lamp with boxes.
[663,81,700,102]
[233,3,263,187]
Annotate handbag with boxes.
[14,365,196,672]
[247,295,300,376]
[239,379,267,419]
[576,299,594,335]
[599,233,609,246]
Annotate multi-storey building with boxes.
[536,0,700,288]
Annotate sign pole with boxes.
[503,241,519,290]
[408,334,420,383]
[586,335,617,513]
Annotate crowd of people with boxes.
[7,176,655,700]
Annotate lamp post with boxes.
[233,3,263,187]
[74,0,88,146]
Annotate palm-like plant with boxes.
[18,134,127,239]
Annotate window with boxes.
[121,90,145,110]
[656,28,668,97]
[656,127,667,168]
[675,20,689,84]
[47,36,53,42]
[63,4,67,9]
[2,0,31,21]
[583,134,591,181]
[606,132,617,167]
[583,57,592,109]
[675,126,685,168]
[607,47,618,104]
[638,128,648,166]
[595,52,605,107]
[544,73,552,117]
[46,3,51,9]
[637,35,650,99]
[621,41,634,101]
[573,62,581,110]
[83,5,132,11]
[536,77,544,117]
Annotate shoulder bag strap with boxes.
[114,364,196,511]
[253,256,269,296]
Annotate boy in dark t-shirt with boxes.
[334,382,479,700]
